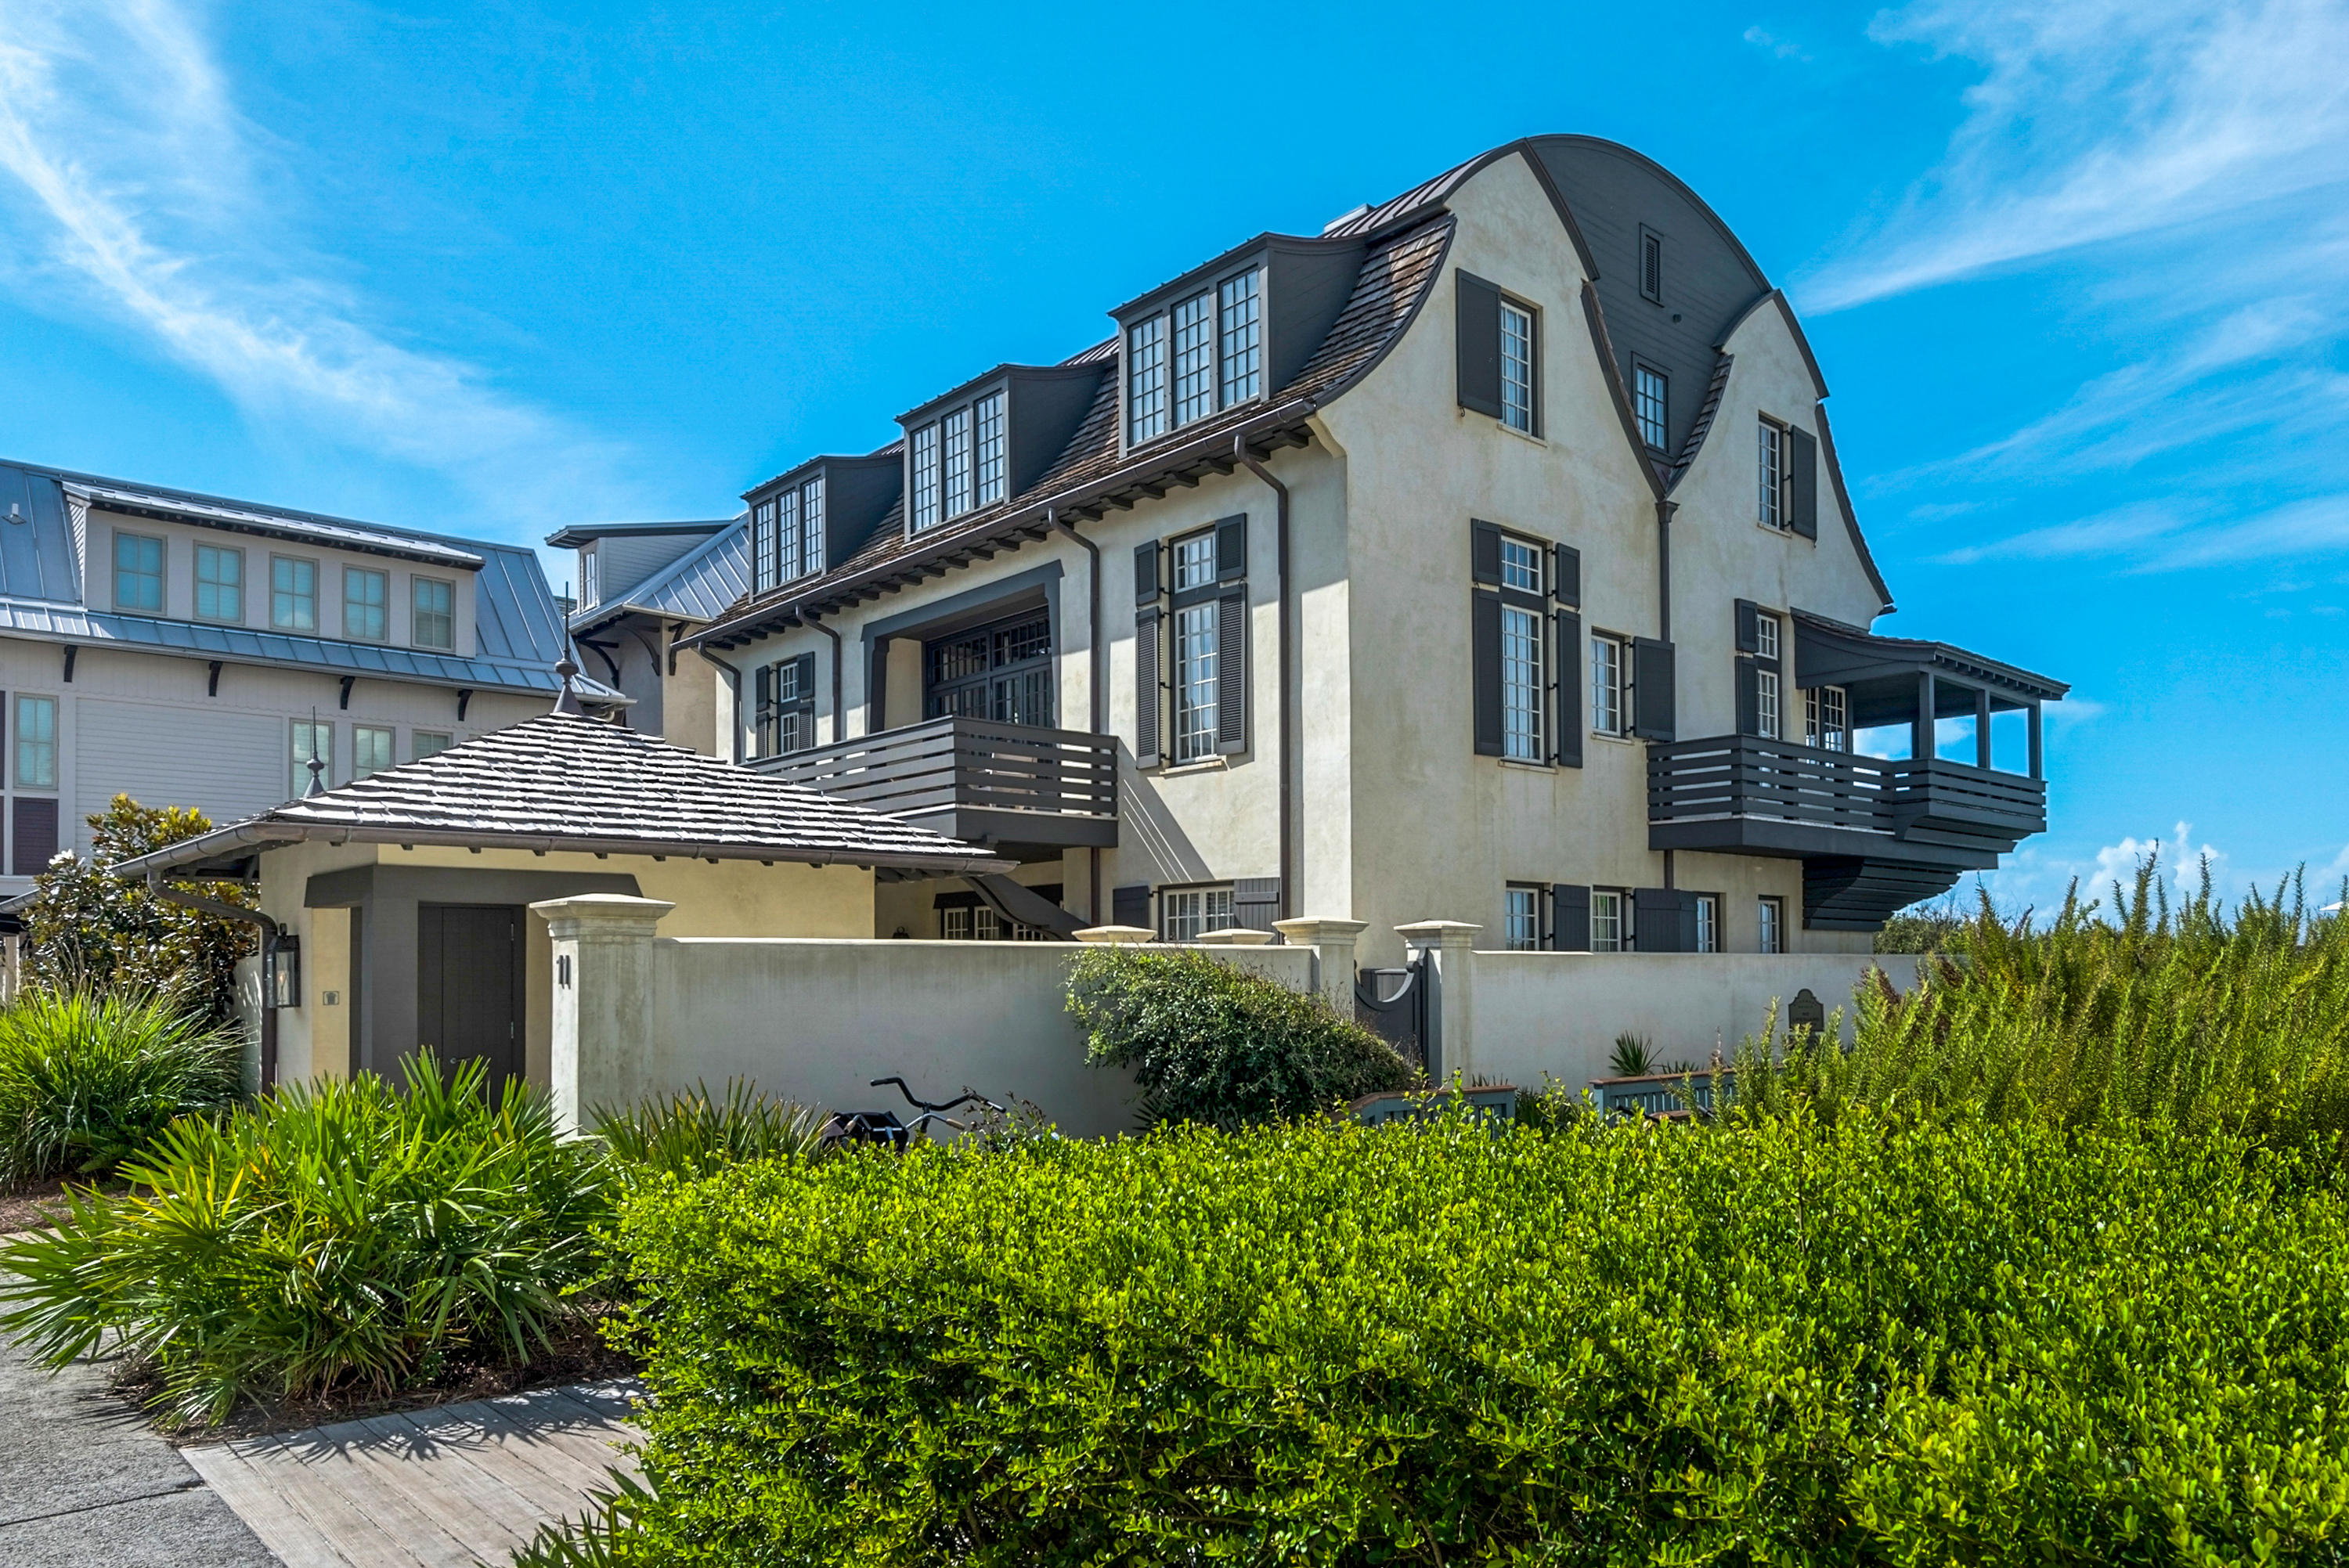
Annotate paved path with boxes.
[0,1327,278,1568]
[182,1383,644,1568]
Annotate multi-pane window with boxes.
[1505,885,1544,951]
[942,904,1013,941]
[1806,684,1849,751]
[758,475,828,589]
[1498,537,1543,594]
[1591,633,1626,737]
[1219,271,1261,405]
[1694,894,1720,954]
[15,695,56,789]
[1754,611,1780,661]
[194,545,243,622]
[1756,669,1782,740]
[345,567,388,641]
[1590,889,1626,953]
[911,422,942,531]
[579,546,598,607]
[1499,300,1536,433]
[1634,365,1668,451]
[1173,292,1216,426]
[1171,532,1219,763]
[114,532,164,612]
[271,557,316,632]
[777,487,801,591]
[799,474,826,577]
[352,725,394,779]
[753,658,806,758]
[412,577,454,651]
[412,730,453,760]
[290,719,331,797]
[1758,420,1784,528]
[942,406,974,519]
[1163,885,1235,943]
[971,395,1005,509]
[752,496,780,589]
[1758,896,1784,954]
[1501,605,1543,761]
[1127,315,1168,445]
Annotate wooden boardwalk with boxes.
[181,1383,643,1568]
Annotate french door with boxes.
[924,611,1052,726]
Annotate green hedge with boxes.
[585,1113,2349,1566]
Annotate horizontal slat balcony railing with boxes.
[1882,756,2048,835]
[758,716,1117,826]
[1649,736,2045,849]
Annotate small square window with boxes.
[352,725,394,778]
[345,567,388,641]
[114,532,164,613]
[411,730,453,760]
[412,577,454,651]
[1504,885,1544,951]
[194,545,243,623]
[271,557,317,633]
[15,695,56,790]
[1497,537,1543,594]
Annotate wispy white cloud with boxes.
[0,1,632,529]
[1742,24,1812,61]
[1934,494,2349,570]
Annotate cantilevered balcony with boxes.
[755,716,1117,861]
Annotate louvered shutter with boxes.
[1550,884,1590,952]
[1112,885,1152,930]
[12,798,57,877]
[1134,542,1160,604]
[1735,599,1760,653]
[1135,610,1163,766]
[1471,592,1503,755]
[1215,592,1247,754]
[1632,638,1676,741]
[1456,272,1503,418]
[1232,877,1280,931]
[1553,609,1582,768]
[1214,515,1247,581]
[791,652,818,748]
[1552,543,1581,608]
[1633,888,1680,952]
[1470,521,1503,586]
[1788,428,1819,541]
[1737,658,1761,736]
[1677,892,1702,953]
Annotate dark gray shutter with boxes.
[1550,884,1590,952]
[1135,609,1163,766]
[1552,543,1580,608]
[1553,609,1582,768]
[1632,638,1676,741]
[1736,658,1760,737]
[1470,520,1503,586]
[1215,592,1246,754]
[1527,308,1543,439]
[1471,591,1503,755]
[867,638,889,732]
[1788,428,1819,540]
[1134,542,1161,604]
[1678,892,1702,953]
[791,652,818,744]
[1214,515,1247,581]
[13,798,57,877]
[1456,272,1503,418]
[1232,877,1280,930]
[1112,884,1151,929]
[1633,889,1680,952]
[1735,599,1760,653]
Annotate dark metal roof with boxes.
[569,518,749,634]
[543,519,733,549]
[1792,610,2068,705]
[111,709,1012,881]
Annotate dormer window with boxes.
[1126,267,1265,448]
[752,472,828,592]
[909,390,1005,533]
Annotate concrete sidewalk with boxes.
[0,1321,279,1568]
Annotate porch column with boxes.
[1273,916,1369,1011]
[1975,685,1993,769]
[1395,921,1481,1084]
[2028,700,2044,780]
[531,894,675,1136]
[1911,670,1936,762]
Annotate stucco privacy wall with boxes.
[537,896,1313,1137]
[1463,950,1925,1091]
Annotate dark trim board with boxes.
[1646,814,2001,871]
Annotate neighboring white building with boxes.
[684,137,2067,964]
[0,458,615,891]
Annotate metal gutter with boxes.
[1049,507,1105,924]
[1233,438,1296,926]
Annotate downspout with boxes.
[1658,497,1677,891]
[1048,506,1105,925]
[697,646,746,762]
[807,615,845,744]
[1233,435,1294,925]
[148,873,283,1089]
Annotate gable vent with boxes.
[1640,226,1663,305]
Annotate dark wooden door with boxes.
[417,904,525,1095]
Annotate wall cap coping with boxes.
[1272,917,1369,939]
[1073,925,1156,944]
[1195,928,1275,946]
[1395,920,1483,946]
[530,893,677,935]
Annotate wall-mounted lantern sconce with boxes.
[265,935,302,1010]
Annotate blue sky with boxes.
[0,0,2343,911]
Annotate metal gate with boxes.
[1355,952,1438,1078]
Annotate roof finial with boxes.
[551,650,584,716]
[304,708,327,797]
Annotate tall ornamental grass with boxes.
[1733,862,2349,1148]
[0,1054,612,1428]
[0,988,241,1188]
[533,1111,2349,1566]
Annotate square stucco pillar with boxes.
[1395,921,1481,1084]
[1273,917,1369,1012]
[532,894,675,1135]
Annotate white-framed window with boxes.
[345,567,388,642]
[1694,894,1719,954]
[1758,896,1784,953]
[14,694,56,790]
[1806,684,1849,751]
[910,422,942,532]
[971,395,1005,510]
[1500,300,1536,433]
[271,556,316,633]
[753,658,808,759]
[1219,270,1261,406]
[942,406,973,519]
[942,903,1010,941]
[1754,611,1780,662]
[1758,419,1784,528]
[194,544,243,623]
[352,725,394,778]
[1756,668,1782,741]
[1502,604,1543,761]
[412,730,453,761]
[1171,533,1220,763]
[1173,291,1216,427]
[1590,889,1627,953]
[290,719,331,797]
[412,576,454,651]
[1505,885,1544,951]
[1634,365,1667,451]
[1162,885,1235,943]
[752,496,779,589]
[1127,315,1168,445]
[1591,633,1626,737]
[579,546,598,607]
[114,532,164,613]
[1498,535,1543,594]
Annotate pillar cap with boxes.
[1272,917,1369,940]
[1194,928,1274,946]
[529,893,676,935]
[1395,919,1483,948]
[1073,925,1156,944]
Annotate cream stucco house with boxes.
[664,135,2065,966]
